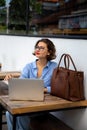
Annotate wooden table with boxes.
[0,94,87,130]
[0,71,21,80]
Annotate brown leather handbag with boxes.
[51,53,85,101]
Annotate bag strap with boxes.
[58,54,68,68]
[58,53,77,71]
[65,54,77,71]
[64,54,70,69]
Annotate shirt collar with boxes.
[32,60,51,69]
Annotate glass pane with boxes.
[0,0,26,35]
[30,0,87,36]
[29,0,60,35]
[0,0,87,36]
[0,0,6,34]
[8,0,26,35]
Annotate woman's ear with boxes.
[48,50,51,56]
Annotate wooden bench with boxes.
[29,96,87,130]
[0,71,21,80]
[30,113,74,130]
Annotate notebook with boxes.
[8,78,44,101]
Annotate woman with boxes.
[5,38,57,130]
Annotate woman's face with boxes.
[34,41,50,59]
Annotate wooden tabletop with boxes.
[0,71,21,80]
[0,94,87,115]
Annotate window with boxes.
[0,0,87,37]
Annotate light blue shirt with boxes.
[20,60,57,93]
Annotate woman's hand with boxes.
[4,74,13,81]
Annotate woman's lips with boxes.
[35,52,40,55]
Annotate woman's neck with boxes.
[36,59,48,78]
[37,59,48,67]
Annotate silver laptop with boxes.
[8,78,44,101]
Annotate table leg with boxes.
[13,115,16,130]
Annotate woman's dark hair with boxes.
[33,38,56,61]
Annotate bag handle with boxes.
[65,54,77,71]
[64,54,70,69]
[58,54,77,71]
